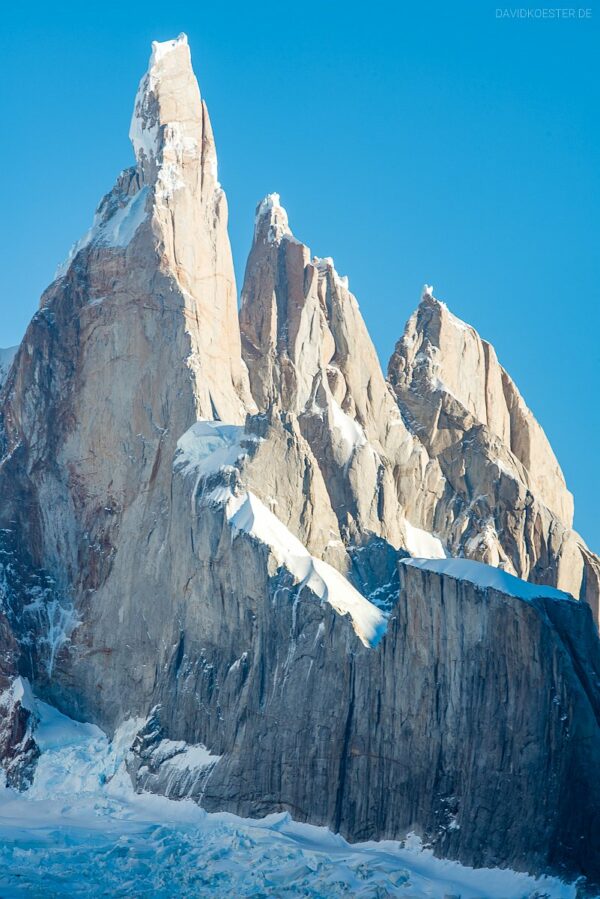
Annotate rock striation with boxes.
[0,34,598,890]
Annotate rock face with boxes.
[197,558,600,884]
[128,34,254,423]
[0,347,17,390]
[0,678,39,790]
[0,34,599,889]
[240,194,444,561]
[0,34,254,715]
[389,288,600,623]
[391,289,573,525]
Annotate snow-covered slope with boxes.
[402,557,575,602]
[0,688,576,898]
[225,490,387,647]
[177,420,387,647]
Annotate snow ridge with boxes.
[226,491,387,648]
[55,188,149,279]
[403,521,446,560]
[402,557,576,602]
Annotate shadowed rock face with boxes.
[0,677,39,790]
[0,348,17,390]
[0,34,599,890]
[125,513,600,885]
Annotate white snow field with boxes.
[403,521,447,560]
[401,557,575,602]
[0,689,577,898]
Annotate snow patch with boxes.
[99,187,149,247]
[401,557,575,602]
[329,399,367,466]
[0,676,35,714]
[404,521,447,559]
[315,256,350,290]
[129,80,159,167]
[150,33,188,66]
[152,739,220,772]
[176,421,384,646]
[175,420,257,479]
[130,34,189,164]
[55,188,149,278]
[254,193,294,243]
[156,122,201,200]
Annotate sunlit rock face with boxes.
[0,34,257,714]
[390,288,573,523]
[129,34,255,423]
[239,193,445,555]
[388,287,600,622]
[0,34,598,890]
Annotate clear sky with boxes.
[0,0,598,549]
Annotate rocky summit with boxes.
[0,34,598,891]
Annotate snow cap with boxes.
[129,33,201,181]
[314,256,349,291]
[150,32,188,66]
[254,194,293,244]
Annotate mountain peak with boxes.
[416,285,475,335]
[390,287,575,529]
[254,193,293,244]
[313,256,350,291]
[1,35,600,892]
[150,33,189,66]
[129,33,213,192]
[48,34,253,424]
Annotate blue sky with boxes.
[1,1,598,548]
